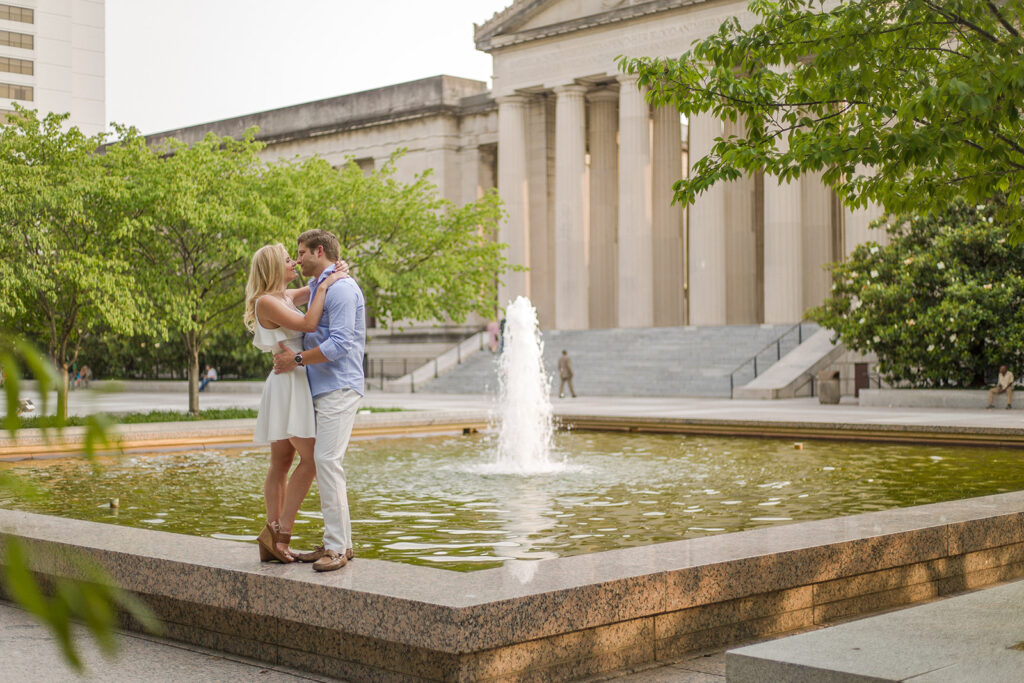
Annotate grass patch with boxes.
[16,405,404,429]
[17,408,258,428]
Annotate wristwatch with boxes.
[293,352,304,367]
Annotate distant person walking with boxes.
[987,365,1014,409]
[486,320,500,353]
[198,364,218,392]
[558,349,577,398]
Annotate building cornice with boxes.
[145,75,494,148]
[475,0,709,52]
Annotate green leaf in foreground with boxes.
[2,537,162,671]
[0,332,161,670]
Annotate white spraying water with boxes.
[486,296,563,474]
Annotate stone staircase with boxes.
[419,324,819,397]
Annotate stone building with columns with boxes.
[153,0,881,332]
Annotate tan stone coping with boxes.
[558,414,1024,448]
[2,492,1023,681]
[0,411,493,460]
[7,409,1024,461]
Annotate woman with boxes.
[243,243,348,562]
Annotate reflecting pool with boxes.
[3,431,1023,571]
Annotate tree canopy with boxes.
[2,110,511,411]
[0,109,146,415]
[619,0,1024,235]
[273,153,508,326]
[810,201,1024,387]
[106,129,275,413]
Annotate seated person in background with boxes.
[987,365,1014,409]
[198,364,218,392]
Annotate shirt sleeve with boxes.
[316,284,357,362]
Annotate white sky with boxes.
[105,0,514,134]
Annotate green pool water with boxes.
[2,431,1022,571]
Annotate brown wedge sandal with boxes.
[257,522,293,563]
[277,529,292,559]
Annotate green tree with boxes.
[810,201,1024,387]
[619,0,1024,235]
[271,153,511,325]
[107,130,274,415]
[0,108,145,416]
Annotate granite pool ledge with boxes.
[2,492,1024,681]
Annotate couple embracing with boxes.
[243,229,365,573]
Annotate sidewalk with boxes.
[0,601,335,682]
[18,386,1024,430]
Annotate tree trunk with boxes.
[58,363,69,420]
[186,335,200,416]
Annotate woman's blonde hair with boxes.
[244,243,288,332]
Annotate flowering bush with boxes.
[810,201,1024,387]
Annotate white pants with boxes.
[312,388,361,552]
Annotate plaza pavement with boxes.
[18,384,1024,431]
[5,386,1024,681]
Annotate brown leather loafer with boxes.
[312,548,347,572]
[294,544,354,563]
[293,544,326,563]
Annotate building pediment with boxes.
[475,0,706,51]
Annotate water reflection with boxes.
[2,432,1022,572]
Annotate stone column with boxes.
[652,104,685,326]
[845,202,885,254]
[616,74,654,328]
[687,112,727,325]
[528,97,555,328]
[844,166,886,254]
[459,145,482,206]
[801,172,834,311]
[587,88,619,328]
[497,95,531,308]
[723,118,758,323]
[553,84,589,330]
[763,137,803,323]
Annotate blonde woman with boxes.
[244,243,347,562]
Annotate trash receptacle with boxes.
[817,369,841,405]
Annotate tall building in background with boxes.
[0,0,105,134]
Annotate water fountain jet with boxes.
[483,296,564,475]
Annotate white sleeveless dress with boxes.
[252,298,316,443]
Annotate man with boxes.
[987,365,1014,410]
[558,349,577,399]
[273,229,365,572]
[198,365,217,392]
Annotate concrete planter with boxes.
[859,388,1014,410]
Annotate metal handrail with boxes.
[728,322,809,398]
[370,328,488,392]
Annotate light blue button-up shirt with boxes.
[303,267,366,398]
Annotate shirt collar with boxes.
[311,265,336,286]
